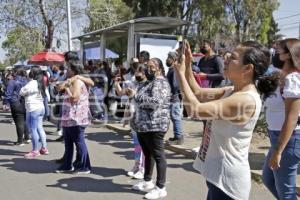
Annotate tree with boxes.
[0,0,84,50]
[267,15,282,45]
[224,0,279,44]
[196,0,225,41]
[2,27,44,64]
[85,0,133,32]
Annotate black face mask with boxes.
[145,69,156,81]
[200,48,209,55]
[135,76,144,82]
[272,53,284,69]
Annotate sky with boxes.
[273,0,300,39]
[0,0,299,62]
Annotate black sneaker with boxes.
[14,142,25,146]
[166,137,184,145]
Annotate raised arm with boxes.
[70,75,94,87]
[65,79,80,102]
[20,81,39,96]
[175,55,255,123]
[184,43,228,102]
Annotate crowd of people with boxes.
[0,38,299,200]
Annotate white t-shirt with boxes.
[20,80,44,112]
[193,90,262,200]
[264,87,285,130]
[265,71,300,131]
[282,72,300,130]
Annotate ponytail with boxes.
[256,71,280,99]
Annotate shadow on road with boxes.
[114,150,134,160]
[167,161,197,173]
[0,140,15,146]
[46,177,142,195]
[0,148,26,156]
[92,166,127,178]
[85,131,131,144]
[0,157,58,174]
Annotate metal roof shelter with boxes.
[72,17,188,62]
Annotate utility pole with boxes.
[66,0,72,51]
[298,21,300,39]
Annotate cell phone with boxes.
[178,39,187,63]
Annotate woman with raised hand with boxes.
[175,41,278,200]
[263,38,300,200]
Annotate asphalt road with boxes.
[0,112,274,200]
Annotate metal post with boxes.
[80,39,84,61]
[127,21,135,63]
[100,34,106,60]
[66,0,72,51]
[299,21,300,39]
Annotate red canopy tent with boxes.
[28,51,65,65]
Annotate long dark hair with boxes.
[240,41,279,98]
[69,60,84,76]
[29,66,46,98]
[150,57,165,77]
[13,66,27,77]
[280,38,300,69]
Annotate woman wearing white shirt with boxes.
[175,41,278,200]
[20,66,49,158]
[263,38,300,200]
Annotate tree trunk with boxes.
[39,0,53,49]
[45,20,54,49]
[235,23,241,44]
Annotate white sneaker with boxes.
[133,169,144,179]
[57,130,63,136]
[127,164,139,177]
[132,181,155,192]
[145,187,167,200]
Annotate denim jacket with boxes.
[131,77,171,133]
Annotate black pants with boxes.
[206,181,233,200]
[137,131,167,189]
[10,102,29,142]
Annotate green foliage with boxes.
[85,0,133,32]
[197,0,225,41]
[2,27,44,64]
[123,0,185,18]
[224,0,279,45]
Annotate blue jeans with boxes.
[262,129,300,200]
[59,126,91,171]
[170,102,183,138]
[131,129,144,168]
[26,108,47,151]
[43,97,49,119]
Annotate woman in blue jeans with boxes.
[20,66,49,158]
[263,38,300,199]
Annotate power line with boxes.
[280,21,300,27]
[280,26,299,30]
[275,13,300,21]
